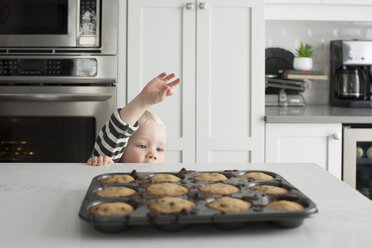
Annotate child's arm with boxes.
[119,72,181,125]
[87,72,181,166]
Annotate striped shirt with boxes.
[92,108,139,162]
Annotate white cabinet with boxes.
[265,123,342,179]
[127,0,265,164]
[265,0,372,21]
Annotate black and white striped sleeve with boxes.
[92,108,139,162]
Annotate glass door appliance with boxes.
[343,125,372,200]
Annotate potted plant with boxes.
[293,42,313,71]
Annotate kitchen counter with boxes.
[265,105,372,123]
[0,163,372,248]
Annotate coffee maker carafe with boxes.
[330,40,372,108]
[335,66,369,99]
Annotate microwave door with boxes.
[0,0,77,47]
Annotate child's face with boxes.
[120,121,166,163]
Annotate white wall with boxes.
[265,20,372,105]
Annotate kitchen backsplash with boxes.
[266,21,372,105]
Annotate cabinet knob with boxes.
[331,133,341,140]
[185,2,194,9]
[199,2,207,9]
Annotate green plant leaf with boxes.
[296,42,313,57]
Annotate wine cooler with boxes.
[343,125,372,200]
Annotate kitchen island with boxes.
[0,163,371,248]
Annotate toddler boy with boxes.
[87,72,181,166]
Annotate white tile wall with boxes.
[266,21,372,104]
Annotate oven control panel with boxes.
[0,58,97,77]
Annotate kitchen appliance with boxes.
[0,85,116,162]
[0,0,117,54]
[0,56,117,162]
[343,125,372,200]
[0,0,119,162]
[330,40,372,108]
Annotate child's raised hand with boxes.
[87,156,114,166]
[138,72,181,106]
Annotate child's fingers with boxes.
[92,156,98,166]
[162,73,176,82]
[87,158,92,165]
[103,156,113,165]
[167,78,181,87]
[166,87,176,96]
[97,156,104,166]
[157,72,167,79]
[160,85,170,98]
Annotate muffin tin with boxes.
[79,168,318,232]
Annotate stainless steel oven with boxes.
[0,55,118,162]
[0,0,118,162]
[0,85,116,162]
[0,0,118,54]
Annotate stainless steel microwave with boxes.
[0,0,118,54]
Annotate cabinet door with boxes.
[127,0,196,163]
[265,123,342,179]
[196,0,265,163]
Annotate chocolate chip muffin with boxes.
[151,173,181,183]
[250,185,288,194]
[207,197,251,212]
[267,200,304,211]
[240,172,273,181]
[193,172,227,182]
[96,186,136,197]
[101,174,135,184]
[147,182,188,196]
[148,197,196,214]
[90,202,134,216]
[199,183,239,195]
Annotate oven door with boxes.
[0,0,76,47]
[0,86,116,162]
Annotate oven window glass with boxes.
[0,0,68,34]
[356,141,372,200]
[0,117,95,162]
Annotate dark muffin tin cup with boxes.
[79,169,318,232]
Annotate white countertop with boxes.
[1,162,372,248]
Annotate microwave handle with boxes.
[0,93,112,102]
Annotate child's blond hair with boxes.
[138,111,164,126]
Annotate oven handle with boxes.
[0,93,113,102]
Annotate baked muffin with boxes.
[199,183,239,195]
[240,172,273,181]
[207,197,251,212]
[193,172,227,182]
[267,200,304,211]
[250,185,288,194]
[101,174,135,184]
[90,202,134,216]
[151,173,181,183]
[148,197,196,214]
[147,182,188,196]
[96,186,136,197]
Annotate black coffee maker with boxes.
[330,40,372,108]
